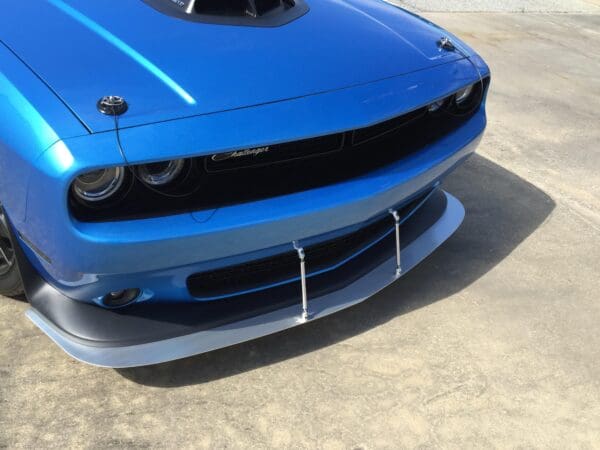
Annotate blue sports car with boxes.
[0,0,489,367]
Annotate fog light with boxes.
[102,288,140,308]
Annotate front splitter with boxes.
[26,191,464,368]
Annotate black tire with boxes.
[0,209,24,297]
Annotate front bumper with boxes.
[20,56,488,301]
[24,189,464,368]
[19,113,484,307]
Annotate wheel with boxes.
[0,209,24,297]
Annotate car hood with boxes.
[0,0,464,133]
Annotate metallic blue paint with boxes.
[46,0,197,106]
[1,0,467,132]
[0,0,490,365]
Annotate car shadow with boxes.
[116,154,555,387]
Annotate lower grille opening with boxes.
[187,188,440,299]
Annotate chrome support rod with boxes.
[389,209,402,278]
[293,241,311,322]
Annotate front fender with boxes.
[0,41,87,225]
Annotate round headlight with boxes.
[455,84,475,106]
[137,159,185,186]
[72,167,125,202]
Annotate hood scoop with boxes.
[143,0,309,26]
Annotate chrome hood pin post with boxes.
[438,36,456,51]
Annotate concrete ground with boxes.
[395,0,600,12]
[2,5,600,450]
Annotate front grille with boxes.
[71,78,489,222]
[352,107,427,146]
[187,188,435,299]
[205,133,345,173]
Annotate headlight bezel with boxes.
[70,158,194,208]
[71,167,127,204]
[426,81,483,116]
[455,84,475,106]
[136,159,188,187]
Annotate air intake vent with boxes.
[143,0,308,27]
[194,0,249,16]
[194,0,290,17]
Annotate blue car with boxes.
[0,0,489,367]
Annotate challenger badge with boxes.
[211,146,271,162]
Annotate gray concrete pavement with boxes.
[394,0,600,12]
[2,10,600,450]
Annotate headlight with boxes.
[137,159,186,186]
[455,84,476,107]
[428,99,446,113]
[72,167,125,202]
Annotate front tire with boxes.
[0,209,24,297]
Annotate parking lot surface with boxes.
[396,0,600,12]
[1,7,600,449]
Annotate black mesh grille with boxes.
[187,188,434,298]
[352,107,427,146]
